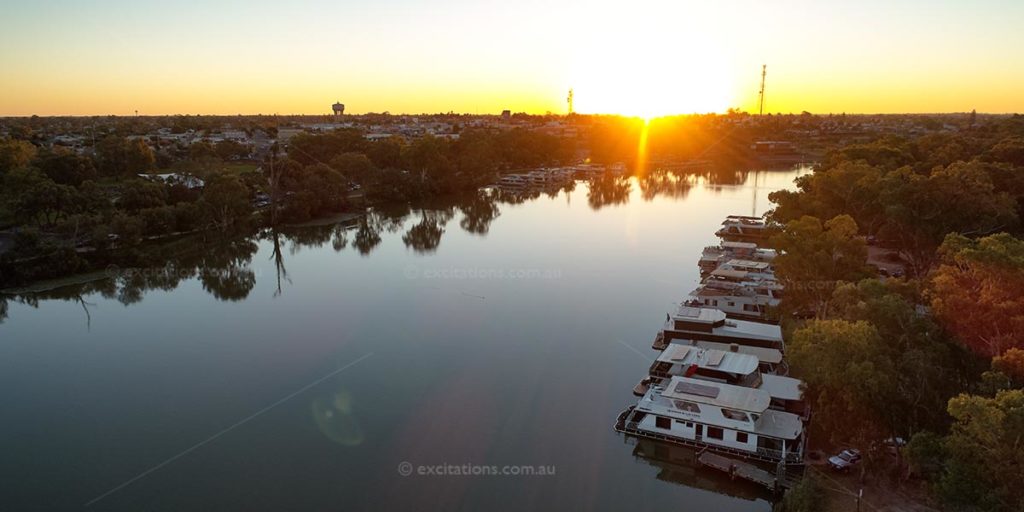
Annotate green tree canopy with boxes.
[769,214,872,318]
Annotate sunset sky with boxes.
[2,0,1022,116]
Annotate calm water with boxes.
[1,167,807,511]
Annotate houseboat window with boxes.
[685,422,693,428]
[743,304,759,312]
[722,409,750,422]
[672,400,701,413]
[707,427,724,440]
[655,416,671,429]
[728,302,735,307]
[736,432,749,443]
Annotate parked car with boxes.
[882,437,906,456]
[828,449,862,471]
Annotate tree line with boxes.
[767,115,1024,511]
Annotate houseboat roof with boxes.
[669,305,784,343]
[672,305,728,324]
[721,241,758,249]
[760,374,804,401]
[755,409,804,440]
[656,344,760,376]
[710,269,754,280]
[723,259,772,270]
[661,376,771,413]
[723,215,764,223]
[686,340,783,365]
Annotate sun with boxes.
[567,23,734,117]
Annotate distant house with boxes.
[138,173,205,190]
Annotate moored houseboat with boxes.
[715,216,771,243]
[653,305,785,352]
[687,279,781,322]
[699,241,777,275]
[634,343,807,418]
[615,376,806,465]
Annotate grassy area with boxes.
[157,160,259,176]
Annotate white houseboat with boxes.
[715,216,771,243]
[699,241,777,275]
[615,376,806,465]
[683,340,785,374]
[635,343,807,418]
[688,278,782,321]
[653,305,785,352]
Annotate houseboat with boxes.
[715,216,771,243]
[615,376,806,465]
[682,340,784,374]
[688,279,782,321]
[699,241,777,275]
[634,343,807,418]
[653,305,785,352]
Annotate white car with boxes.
[828,449,862,471]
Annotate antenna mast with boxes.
[567,88,574,115]
[757,65,767,115]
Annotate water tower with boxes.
[332,101,345,116]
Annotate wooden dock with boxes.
[697,451,782,491]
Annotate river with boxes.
[0,166,809,511]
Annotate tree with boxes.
[96,136,155,176]
[987,136,1024,166]
[831,279,969,436]
[769,214,872,318]
[930,233,1024,358]
[214,139,250,161]
[0,138,37,176]
[329,152,376,183]
[280,163,348,222]
[201,173,251,229]
[978,348,1024,395]
[768,161,886,234]
[879,162,1018,275]
[789,319,896,453]
[118,180,168,213]
[3,168,74,226]
[937,390,1024,511]
[35,148,97,186]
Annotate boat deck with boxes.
[697,451,779,490]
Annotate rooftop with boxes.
[686,340,783,364]
[672,305,727,324]
[755,409,804,439]
[760,374,804,401]
[656,344,760,376]
[660,376,770,413]
[721,241,758,249]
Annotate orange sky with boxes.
[1,0,1022,116]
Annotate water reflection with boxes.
[629,439,771,504]
[0,166,804,325]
